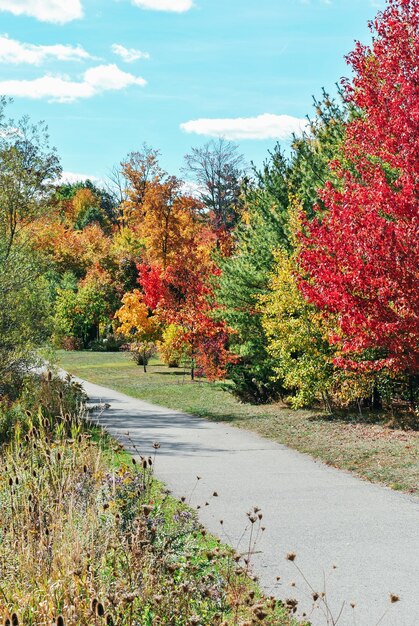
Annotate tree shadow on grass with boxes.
[151,371,190,377]
[308,408,418,430]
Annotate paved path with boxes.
[80,377,419,626]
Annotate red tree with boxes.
[299,0,419,374]
[138,256,232,381]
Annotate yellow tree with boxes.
[115,289,160,371]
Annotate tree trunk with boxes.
[372,384,382,410]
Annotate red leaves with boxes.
[138,254,232,380]
[299,0,419,374]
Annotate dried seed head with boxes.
[390,594,400,604]
[286,552,296,562]
[142,505,152,517]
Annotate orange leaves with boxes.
[120,148,206,268]
[29,219,111,275]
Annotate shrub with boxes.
[121,341,157,372]
[158,324,186,367]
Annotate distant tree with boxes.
[0,101,61,258]
[183,138,245,232]
[54,269,114,348]
[55,180,116,230]
[121,145,163,224]
[139,255,231,381]
[122,146,203,268]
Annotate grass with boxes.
[0,372,300,626]
[57,350,419,495]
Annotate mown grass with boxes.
[0,373,300,626]
[57,351,419,495]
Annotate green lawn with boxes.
[57,350,419,495]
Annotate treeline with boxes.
[1,0,418,414]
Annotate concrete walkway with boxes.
[80,377,419,626]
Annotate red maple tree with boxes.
[138,255,232,381]
[298,0,419,374]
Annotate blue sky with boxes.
[0,0,384,182]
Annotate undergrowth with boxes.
[0,373,300,626]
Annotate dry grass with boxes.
[0,373,300,626]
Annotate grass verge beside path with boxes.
[0,377,298,625]
[57,351,419,495]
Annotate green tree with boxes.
[0,101,61,258]
[216,93,347,404]
[288,89,348,216]
[216,146,290,402]
[0,242,51,397]
[54,273,114,348]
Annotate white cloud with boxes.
[180,113,307,141]
[0,0,83,23]
[0,34,91,65]
[0,64,147,103]
[60,171,102,185]
[111,44,150,63]
[181,180,202,197]
[131,0,193,12]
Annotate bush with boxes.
[60,336,84,351]
[88,333,125,352]
[158,324,185,368]
[121,341,157,371]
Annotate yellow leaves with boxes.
[115,290,160,341]
[260,248,334,408]
[111,227,145,259]
[73,188,100,221]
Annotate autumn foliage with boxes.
[6,0,418,410]
[299,0,419,375]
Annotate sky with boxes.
[0,0,385,183]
